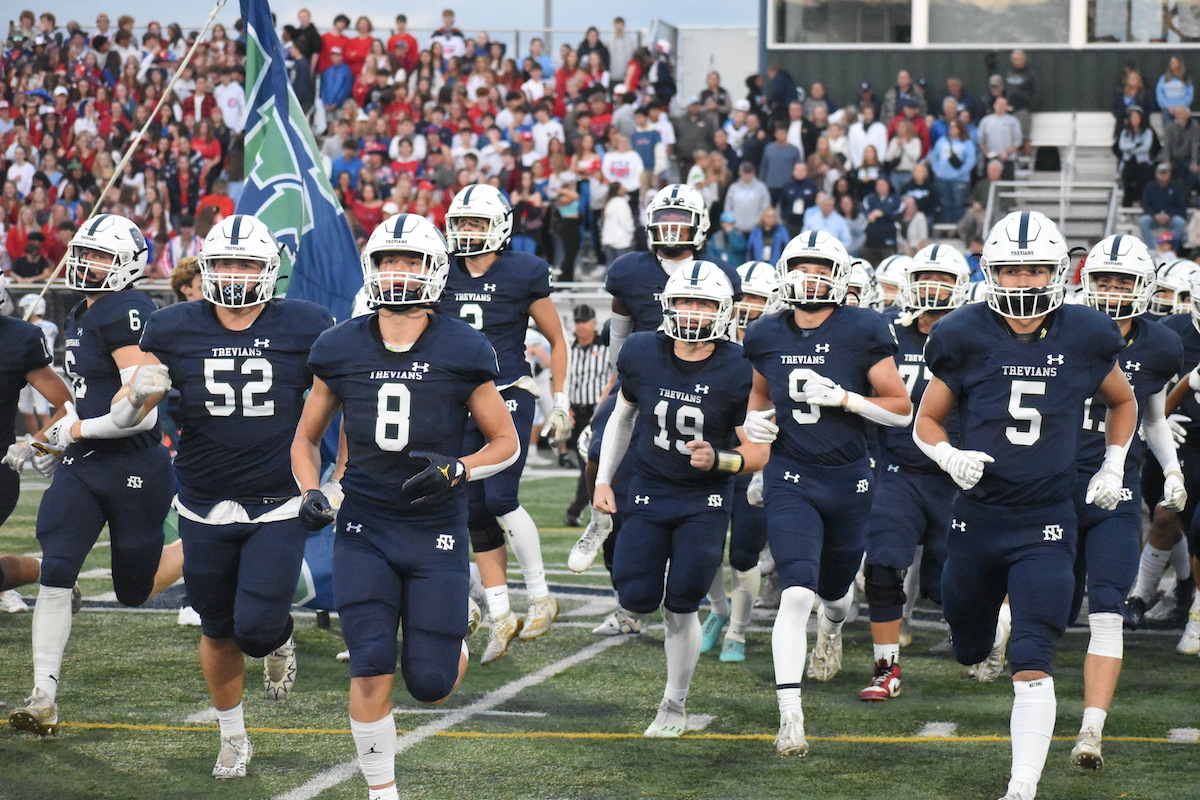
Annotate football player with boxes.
[10,215,174,737]
[593,262,766,737]
[873,254,912,312]
[857,244,972,702]
[114,215,334,778]
[292,214,517,800]
[914,211,1137,800]
[1067,235,1185,769]
[439,184,568,664]
[742,230,913,756]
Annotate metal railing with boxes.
[984,180,1119,235]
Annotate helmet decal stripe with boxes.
[1108,235,1123,259]
[393,213,409,238]
[930,244,940,261]
[1017,211,1030,249]
[689,263,702,285]
[87,216,106,237]
[462,185,475,206]
[229,216,244,245]
[808,231,818,248]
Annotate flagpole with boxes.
[23,0,229,320]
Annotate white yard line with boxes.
[918,722,959,737]
[272,637,627,800]
[1168,728,1200,743]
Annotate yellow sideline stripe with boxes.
[57,722,1192,744]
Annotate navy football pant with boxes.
[465,386,535,551]
[37,446,173,606]
[729,472,767,572]
[0,467,18,525]
[1070,470,1140,623]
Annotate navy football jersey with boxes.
[617,331,751,488]
[1163,313,1200,439]
[63,290,161,453]
[605,251,741,333]
[926,303,1125,505]
[1142,310,1172,325]
[437,250,551,385]
[309,313,500,521]
[743,305,899,466]
[0,317,53,446]
[1077,316,1181,472]
[139,299,334,508]
[882,316,962,470]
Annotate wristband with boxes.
[712,449,745,475]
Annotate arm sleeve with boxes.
[596,392,637,485]
[1143,388,1181,473]
[608,312,633,368]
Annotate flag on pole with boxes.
[237,0,361,321]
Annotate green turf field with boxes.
[2,472,1198,799]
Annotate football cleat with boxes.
[591,609,644,636]
[212,733,253,779]
[0,589,29,613]
[71,582,82,615]
[481,610,522,664]
[1070,725,1104,770]
[335,650,351,662]
[9,689,59,735]
[972,627,1010,683]
[719,638,746,663]
[1176,609,1200,655]
[568,513,613,573]
[775,710,809,757]
[756,571,782,609]
[177,605,203,627]
[467,597,482,638]
[643,699,687,738]
[997,779,1037,800]
[807,629,843,682]
[699,612,729,654]
[263,635,297,701]
[929,631,955,656]
[519,595,559,640]
[858,659,902,701]
[1121,595,1148,630]
[898,619,912,648]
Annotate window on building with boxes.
[773,0,912,44]
[929,0,1068,44]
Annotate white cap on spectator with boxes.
[19,294,47,317]
[733,99,750,112]
[53,86,68,96]
[656,39,671,55]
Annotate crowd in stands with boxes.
[4,6,1200,288]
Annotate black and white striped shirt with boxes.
[567,336,610,406]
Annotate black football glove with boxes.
[299,489,335,531]
[402,450,465,507]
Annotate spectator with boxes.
[764,64,798,119]
[1140,162,1189,245]
[780,161,819,237]
[1114,107,1159,206]
[6,145,35,196]
[350,181,385,236]
[784,100,812,159]
[746,206,789,263]
[318,14,351,73]
[213,67,247,132]
[712,127,740,175]
[884,119,922,189]
[647,41,676,107]
[431,9,467,59]
[527,37,553,77]
[1004,50,1037,155]
[706,210,743,264]
[977,96,1023,180]
[853,145,884,198]
[1153,230,1178,268]
[900,162,937,220]
[1112,70,1152,135]
[197,178,235,222]
[648,104,678,168]
[882,69,927,121]
[608,17,637,82]
[165,154,202,224]
[724,162,771,237]
[321,47,353,112]
[825,121,851,168]
[549,156,582,282]
[531,103,565,158]
[1163,103,1200,189]
[674,97,716,178]
[929,97,960,146]
[740,109,769,171]
[848,104,888,169]
[838,194,868,256]
[803,82,837,120]
[600,134,645,208]
[600,182,635,264]
[929,119,976,223]
[897,195,929,256]
[153,213,202,277]
[577,27,610,72]
[802,192,853,250]
[387,15,419,74]
[1157,55,1193,128]
[509,170,545,255]
[761,123,802,204]
[331,140,364,189]
[700,71,733,123]
[862,177,901,264]
[612,91,638,139]
[10,234,53,282]
[940,75,984,124]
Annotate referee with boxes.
[563,303,610,526]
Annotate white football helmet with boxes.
[0,272,10,316]
[874,254,911,308]
[980,210,1070,319]
[1150,258,1199,315]
[733,261,779,329]
[1081,235,1156,320]
[445,183,513,255]
[845,259,876,308]
[900,243,972,315]
[967,281,988,304]
[645,184,709,255]
[361,213,450,309]
[776,230,851,307]
[660,261,734,342]
[65,213,149,292]
[198,215,282,307]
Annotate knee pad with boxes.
[1086,612,1124,659]
[405,663,458,704]
[469,522,505,553]
[864,564,907,609]
[236,615,293,659]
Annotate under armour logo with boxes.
[783,472,800,483]
[634,495,650,504]
[1047,354,1064,365]
[254,338,270,348]
[126,475,143,489]
[1119,487,1133,503]
[1043,524,1064,541]
[887,464,899,473]
[856,479,870,493]
[412,362,430,373]
[346,522,363,533]
[1124,361,1141,372]
[435,533,456,551]
[483,283,497,292]
[815,344,830,353]
[695,384,709,394]
[62,456,74,466]
[951,519,967,531]
[707,493,723,508]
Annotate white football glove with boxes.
[746,471,764,507]
[802,374,847,408]
[31,447,61,478]
[1085,465,1124,511]
[933,442,994,491]
[576,424,592,462]
[44,402,80,453]
[1162,468,1188,513]
[129,364,172,406]
[319,478,344,519]
[546,392,572,447]
[743,409,778,444]
[3,436,36,474]
[1189,367,1200,393]
[1168,414,1190,446]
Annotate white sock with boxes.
[351,714,397,791]
[369,787,400,800]
[215,702,246,738]
[706,564,729,617]
[498,507,549,598]
[468,563,483,596]
[728,567,761,640]
[485,585,511,619]
[1169,538,1192,582]
[1131,544,1171,600]
[1010,677,1056,789]
[773,585,815,702]
[873,643,900,664]
[902,546,922,620]
[818,588,854,635]
[663,609,700,706]
[1081,706,1107,735]
[32,585,74,701]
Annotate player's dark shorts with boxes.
[729,471,767,572]
[763,454,872,601]
[179,512,307,651]
[942,494,1076,676]
[613,478,732,615]
[1070,468,1140,622]
[1181,444,1200,555]
[37,444,173,605]
[0,465,18,526]
[334,494,468,702]
[464,385,535,542]
[866,465,955,604]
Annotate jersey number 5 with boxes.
[1006,379,1045,446]
[205,357,275,417]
